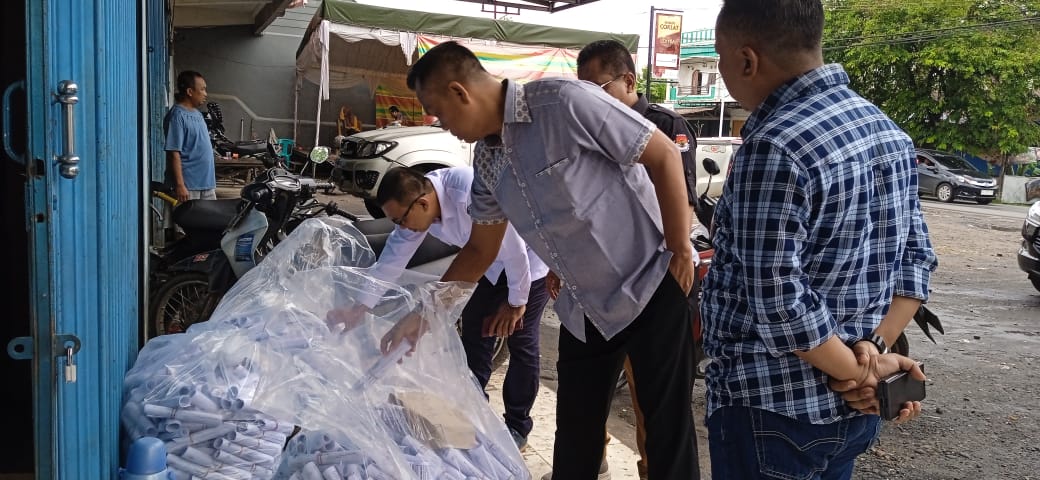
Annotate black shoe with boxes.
[541,458,610,480]
[509,428,528,452]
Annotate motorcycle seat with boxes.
[172,199,242,231]
[358,217,460,268]
[232,140,267,156]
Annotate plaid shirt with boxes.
[701,64,939,424]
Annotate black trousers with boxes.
[551,272,698,479]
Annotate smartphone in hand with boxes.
[877,363,926,420]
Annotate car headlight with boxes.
[348,140,397,159]
[372,141,396,156]
[954,175,966,183]
[1028,201,1040,226]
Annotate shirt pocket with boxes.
[534,157,572,178]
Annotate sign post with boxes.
[645,7,684,99]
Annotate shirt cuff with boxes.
[753,298,838,356]
[894,262,934,301]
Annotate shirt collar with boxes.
[742,64,849,137]
[485,79,531,148]
[428,174,451,226]
[633,93,650,116]
[502,79,532,124]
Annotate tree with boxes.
[637,67,669,103]
[823,0,1040,194]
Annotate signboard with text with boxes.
[653,11,683,77]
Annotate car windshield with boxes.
[932,154,978,171]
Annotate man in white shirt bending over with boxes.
[336,166,549,451]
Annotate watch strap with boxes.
[866,333,888,355]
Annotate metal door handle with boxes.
[2,80,25,164]
[56,80,80,179]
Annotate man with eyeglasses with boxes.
[380,40,698,480]
[532,38,705,480]
[356,165,550,452]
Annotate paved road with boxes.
[920,197,1031,220]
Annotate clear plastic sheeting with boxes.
[124,217,529,479]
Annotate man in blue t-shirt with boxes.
[164,70,216,202]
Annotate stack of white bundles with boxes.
[125,217,527,479]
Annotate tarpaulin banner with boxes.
[417,35,579,83]
[373,85,426,128]
[653,11,683,78]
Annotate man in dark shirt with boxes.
[579,40,702,221]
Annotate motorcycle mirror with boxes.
[309,146,331,164]
[702,157,722,176]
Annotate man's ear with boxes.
[447,81,471,104]
[739,46,761,78]
[624,72,638,93]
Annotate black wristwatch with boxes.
[861,333,888,355]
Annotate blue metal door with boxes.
[17,0,142,477]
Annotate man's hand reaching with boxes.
[380,311,428,357]
[325,304,370,333]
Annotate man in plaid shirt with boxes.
[701,1,939,478]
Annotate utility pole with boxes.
[645,6,656,98]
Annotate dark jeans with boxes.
[707,406,882,480]
[460,273,549,438]
[552,272,698,480]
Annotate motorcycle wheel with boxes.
[151,272,219,337]
[455,320,511,372]
[491,338,510,372]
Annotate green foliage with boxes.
[823,0,1040,158]
[637,67,669,103]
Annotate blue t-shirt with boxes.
[163,104,215,190]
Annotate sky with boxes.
[353,0,723,62]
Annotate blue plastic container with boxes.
[120,436,172,480]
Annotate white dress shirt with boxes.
[371,166,549,306]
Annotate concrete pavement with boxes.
[485,363,645,480]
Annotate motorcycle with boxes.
[203,101,278,168]
[148,162,355,338]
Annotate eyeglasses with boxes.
[392,191,426,226]
[598,75,623,89]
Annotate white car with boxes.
[332,127,738,218]
[332,126,473,218]
[694,136,741,198]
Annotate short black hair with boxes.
[406,41,488,91]
[388,105,400,113]
[716,0,823,54]
[175,70,204,95]
[174,70,204,101]
[376,167,432,207]
[577,40,636,77]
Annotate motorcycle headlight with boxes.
[1027,201,1040,226]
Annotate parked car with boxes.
[332,126,473,217]
[915,148,998,204]
[334,125,739,218]
[1018,200,1040,292]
